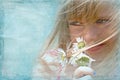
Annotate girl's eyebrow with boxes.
[97,16,111,19]
[68,20,82,24]
[96,17,111,22]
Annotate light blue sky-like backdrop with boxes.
[0,0,61,79]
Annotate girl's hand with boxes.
[73,66,94,79]
[74,75,93,80]
[64,64,95,79]
[64,64,77,78]
[39,58,60,77]
[33,58,60,80]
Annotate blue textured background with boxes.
[0,0,61,79]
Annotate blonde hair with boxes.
[40,0,120,78]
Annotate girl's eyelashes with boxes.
[69,21,82,26]
[96,18,110,24]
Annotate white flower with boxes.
[76,37,84,43]
[69,52,95,67]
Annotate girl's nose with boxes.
[83,26,101,44]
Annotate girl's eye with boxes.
[96,19,110,24]
[69,21,81,26]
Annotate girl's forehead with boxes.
[66,1,116,22]
[96,3,115,18]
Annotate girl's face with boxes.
[68,5,118,61]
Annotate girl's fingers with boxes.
[73,75,93,80]
[73,66,95,79]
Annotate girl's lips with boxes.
[87,43,105,53]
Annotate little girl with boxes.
[33,0,120,80]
